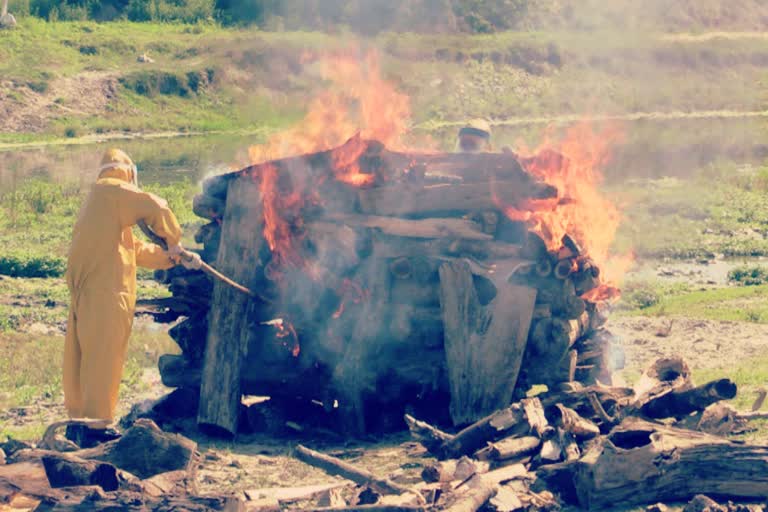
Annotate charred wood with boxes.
[192,193,226,221]
[42,454,119,491]
[640,379,738,419]
[201,174,232,200]
[75,420,197,480]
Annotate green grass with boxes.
[620,283,768,323]
[610,164,768,259]
[3,17,768,143]
[0,178,200,278]
[0,325,180,441]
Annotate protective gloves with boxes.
[166,244,203,270]
[181,251,203,270]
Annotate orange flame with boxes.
[502,122,633,287]
[264,318,300,357]
[248,51,409,163]
[332,278,370,319]
[248,51,411,275]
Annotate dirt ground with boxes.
[0,72,117,133]
[610,315,768,376]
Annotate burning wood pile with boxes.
[144,135,626,437]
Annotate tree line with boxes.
[6,0,538,33]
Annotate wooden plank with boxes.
[358,181,556,217]
[439,260,537,425]
[320,214,492,241]
[198,178,264,437]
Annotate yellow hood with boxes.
[97,148,136,184]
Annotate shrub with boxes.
[728,265,768,286]
[620,282,662,309]
[64,127,77,138]
[0,254,66,278]
[27,81,49,94]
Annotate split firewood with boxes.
[322,213,493,241]
[442,475,497,512]
[488,486,523,512]
[42,453,120,492]
[558,429,580,462]
[309,507,425,512]
[293,445,411,496]
[538,435,563,464]
[403,414,454,454]
[421,457,489,483]
[439,261,536,425]
[547,404,600,439]
[438,398,546,459]
[481,463,530,485]
[358,181,555,217]
[474,436,541,462]
[245,483,351,504]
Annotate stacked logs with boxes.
[400,357,768,512]
[511,232,621,392]
[146,137,624,435]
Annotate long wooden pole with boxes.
[137,220,256,298]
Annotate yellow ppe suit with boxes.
[64,149,182,422]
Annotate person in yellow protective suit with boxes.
[456,118,492,153]
[63,148,201,445]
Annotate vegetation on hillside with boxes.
[8,0,768,32]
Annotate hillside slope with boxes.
[1,17,768,144]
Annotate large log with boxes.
[198,178,264,437]
[439,260,536,425]
[358,181,556,217]
[41,454,119,491]
[322,213,492,241]
[640,378,737,419]
[536,417,768,508]
[76,420,197,480]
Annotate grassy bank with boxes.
[3,18,768,143]
[0,178,200,278]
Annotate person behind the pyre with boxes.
[456,119,492,153]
